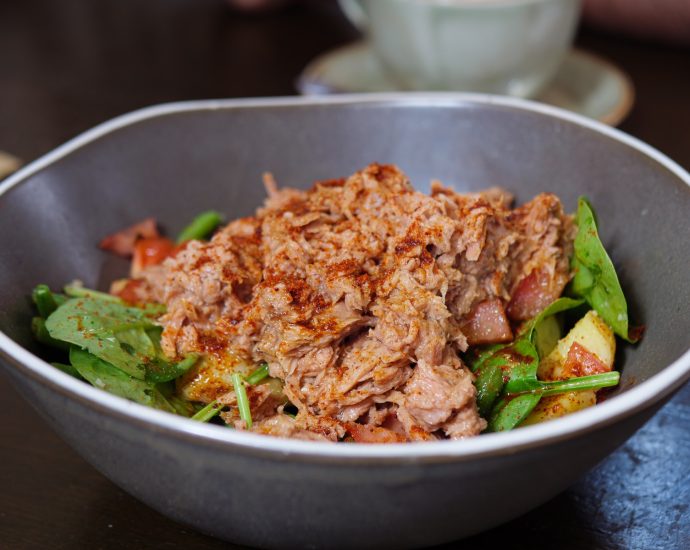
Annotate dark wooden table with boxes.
[1,1,689,548]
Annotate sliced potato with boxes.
[521,391,597,426]
[537,310,615,381]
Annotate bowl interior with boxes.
[1,97,689,401]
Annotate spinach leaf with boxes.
[141,325,199,383]
[521,297,585,342]
[69,347,175,413]
[466,343,504,374]
[487,394,542,432]
[474,363,504,418]
[45,293,197,386]
[470,337,537,420]
[145,353,200,384]
[45,297,156,379]
[570,197,638,342]
[32,317,70,351]
[64,283,166,315]
[494,337,540,394]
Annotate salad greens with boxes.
[488,394,542,433]
[69,347,176,413]
[467,297,614,432]
[45,297,157,379]
[570,197,639,342]
[32,284,63,317]
[64,283,122,303]
[44,296,196,382]
[31,317,70,351]
[28,197,639,438]
[468,199,637,432]
[30,281,271,427]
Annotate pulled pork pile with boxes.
[132,164,574,442]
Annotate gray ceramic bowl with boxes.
[1,95,689,549]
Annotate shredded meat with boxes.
[132,164,574,442]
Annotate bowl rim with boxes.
[1,92,689,463]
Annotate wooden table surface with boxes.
[1,1,688,548]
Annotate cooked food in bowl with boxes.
[30,163,638,442]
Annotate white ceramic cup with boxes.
[339,0,581,97]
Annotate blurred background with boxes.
[0,1,688,549]
[0,0,688,167]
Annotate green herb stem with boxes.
[191,400,224,422]
[232,372,252,429]
[245,363,269,385]
[505,371,620,396]
[538,371,620,396]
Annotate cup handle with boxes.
[338,0,368,31]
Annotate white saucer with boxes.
[297,42,635,126]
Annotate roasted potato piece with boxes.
[524,310,616,426]
[521,391,597,426]
[537,310,615,381]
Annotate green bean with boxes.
[176,211,223,244]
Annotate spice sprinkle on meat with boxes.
[127,163,574,442]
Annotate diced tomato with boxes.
[346,422,406,444]
[562,342,610,378]
[99,218,159,257]
[461,298,513,346]
[113,278,144,304]
[131,237,175,277]
[507,269,559,321]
